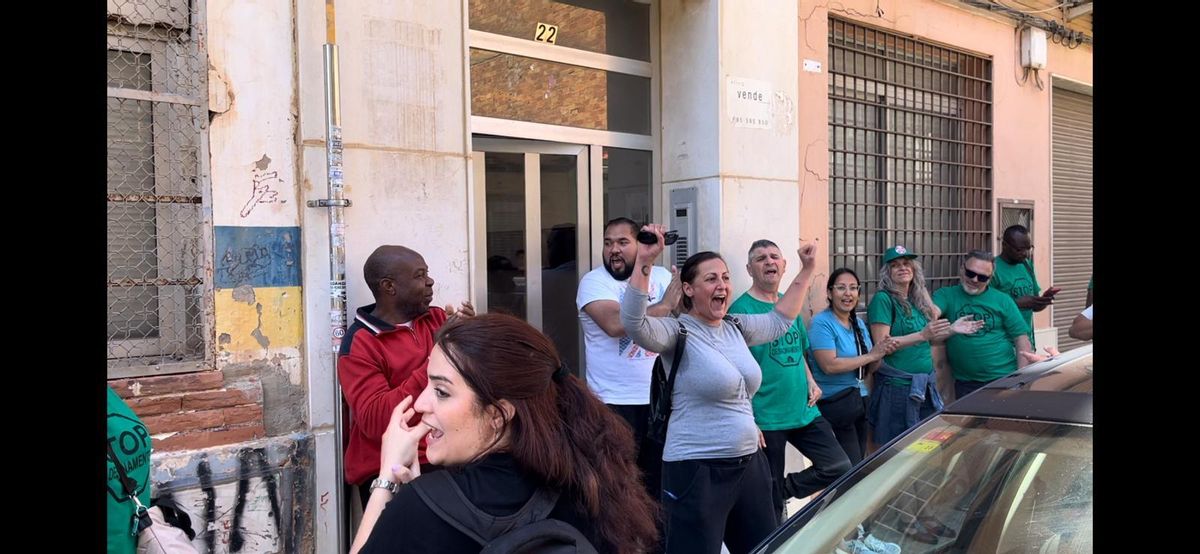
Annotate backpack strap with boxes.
[722,314,744,333]
[410,470,562,546]
[106,441,139,500]
[482,518,599,554]
[663,321,688,397]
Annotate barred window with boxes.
[828,18,993,302]
[107,0,210,377]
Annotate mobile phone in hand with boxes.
[636,229,679,246]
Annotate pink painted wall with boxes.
[797,0,1092,331]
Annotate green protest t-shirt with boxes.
[107,387,152,554]
[730,292,821,431]
[932,285,1030,382]
[991,257,1040,346]
[867,291,933,374]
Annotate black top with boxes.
[359,453,607,553]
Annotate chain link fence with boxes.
[107,0,208,373]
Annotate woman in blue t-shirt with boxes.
[806,268,898,464]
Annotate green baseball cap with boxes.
[882,245,918,265]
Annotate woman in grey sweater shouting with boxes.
[621,225,817,554]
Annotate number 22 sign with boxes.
[535,22,558,44]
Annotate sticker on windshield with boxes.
[922,429,955,442]
[906,439,941,453]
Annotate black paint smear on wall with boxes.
[230,447,283,552]
[250,448,283,532]
[197,456,217,553]
[230,452,250,551]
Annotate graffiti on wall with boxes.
[241,154,286,218]
[230,449,282,551]
[214,226,301,289]
[168,449,285,553]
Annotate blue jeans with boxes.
[869,378,939,445]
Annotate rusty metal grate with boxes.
[828,18,993,300]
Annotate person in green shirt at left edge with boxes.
[107,386,152,554]
[991,225,1054,347]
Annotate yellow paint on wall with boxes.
[215,286,303,353]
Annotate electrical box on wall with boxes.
[1020,27,1047,69]
[669,187,698,270]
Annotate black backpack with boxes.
[410,470,599,554]
[647,316,742,446]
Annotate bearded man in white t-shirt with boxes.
[577,217,680,501]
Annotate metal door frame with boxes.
[471,138,590,332]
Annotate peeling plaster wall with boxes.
[151,435,312,553]
[138,3,314,548]
[207,0,307,436]
[208,0,299,229]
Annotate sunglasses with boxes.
[964,268,992,283]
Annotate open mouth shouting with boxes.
[710,291,728,313]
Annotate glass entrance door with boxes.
[471,139,589,372]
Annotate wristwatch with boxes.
[369,477,400,495]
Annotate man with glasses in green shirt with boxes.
[933,250,1034,399]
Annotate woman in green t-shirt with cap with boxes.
[866,246,981,445]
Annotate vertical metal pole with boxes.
[323,1,349,552]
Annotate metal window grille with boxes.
[999,199,1034,238]
[828,18,993,302]
[107,0,210,376]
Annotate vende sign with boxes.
[727,76,772,129]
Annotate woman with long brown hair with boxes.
[350,313,658,554]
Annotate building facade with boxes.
[105,0,1091,551]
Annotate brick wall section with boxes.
[110,371,266,452]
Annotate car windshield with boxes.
[768,414,1093,553]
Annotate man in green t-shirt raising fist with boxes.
[730,239,851,521]
[933,250,1034,400]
